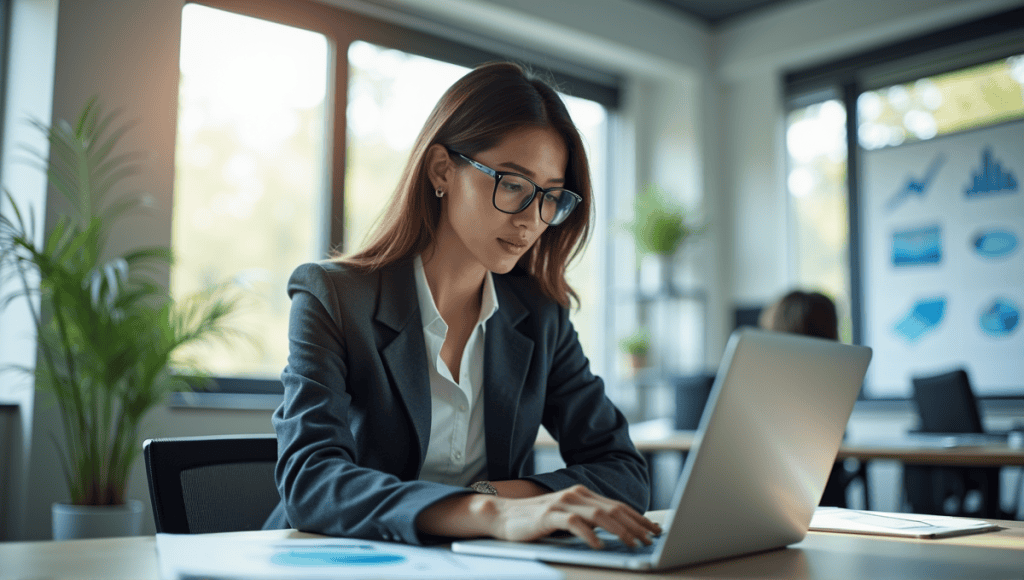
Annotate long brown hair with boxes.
[338,62,592,308]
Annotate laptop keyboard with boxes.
[541,532,659,555]
[567,540,658,555]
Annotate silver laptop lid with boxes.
[653,329,872,569]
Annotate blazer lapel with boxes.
[375,260,432,472]
[483,277,533,480]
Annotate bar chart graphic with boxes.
[964,147,1018,198]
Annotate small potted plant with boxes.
[620,328,651,372]
[626,184,706,294]
[0,98,240,539]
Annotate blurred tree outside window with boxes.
[786,99,852,341]
[171,4,329,379]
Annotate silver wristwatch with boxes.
[469,480,498,495]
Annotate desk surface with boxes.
[2,512,1021,580]
[536,429,1024,467]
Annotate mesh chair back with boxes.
[144,434,279,534]
[911,369,984,433]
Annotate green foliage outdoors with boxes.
[627,184,705,256]
[0,98,240,505]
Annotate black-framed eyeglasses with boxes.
[447,149,582,226]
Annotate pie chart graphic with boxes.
[271,549,406,567]
[971,229,1018,259]
[979,299,1019,337]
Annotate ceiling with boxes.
[640,0,802,25]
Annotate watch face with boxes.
[471,481,498,495]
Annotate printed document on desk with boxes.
[810,507,999,539]
[156,533,563,580]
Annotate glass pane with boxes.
[345,42,468,253]
[858,53,1024,150]
[171,4,330,378]
[345,42,608,372]
[786,99,852,341]
[561,95,607,372]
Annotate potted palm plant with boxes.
[0,98,239,539]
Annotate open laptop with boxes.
[452,328,872,571]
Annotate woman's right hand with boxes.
[418,484,662,549]
[488,484,661,548]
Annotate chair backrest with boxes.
[911,369,985,434]
[674,373,716,430]
[143,434,279,534]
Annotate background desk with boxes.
[2,512,1021,580]
[535,429,1024,467]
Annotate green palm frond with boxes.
[0,98,242,505]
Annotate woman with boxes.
[263,62,660,549]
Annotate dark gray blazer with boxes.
[263,259,649,544]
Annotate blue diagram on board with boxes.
[972,229,1019,259]
[979,298,1020,337]
[886,154,944,211]
[271,549,406,567]
[894,297,946,342]
[964,147,1018,198]
[892,224,942,266]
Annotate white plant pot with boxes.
[52,499,144,540]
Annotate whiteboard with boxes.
[861,120,1023,398]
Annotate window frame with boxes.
[172,0,622,402]
[782,6,1024,401]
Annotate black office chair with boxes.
[904,369,1005,519]
[143,434,280,533]
[674,373,715,431]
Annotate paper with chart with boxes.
[156,533,563,580]
[810,507,998,539]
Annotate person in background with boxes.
[263,62,660,549]
[759,290,838,341]
[760,290,858,508]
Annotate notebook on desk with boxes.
[452,329,873,571]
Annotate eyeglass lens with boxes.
[494,174,577,225]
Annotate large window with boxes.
[785,99,852,341]
[170,1,617,389]
[172,4,330,379]
[785,9,1024,397]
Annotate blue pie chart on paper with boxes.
[979,299,1020,337]
[271,549,406,567]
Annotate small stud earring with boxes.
[435,189,445,198]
